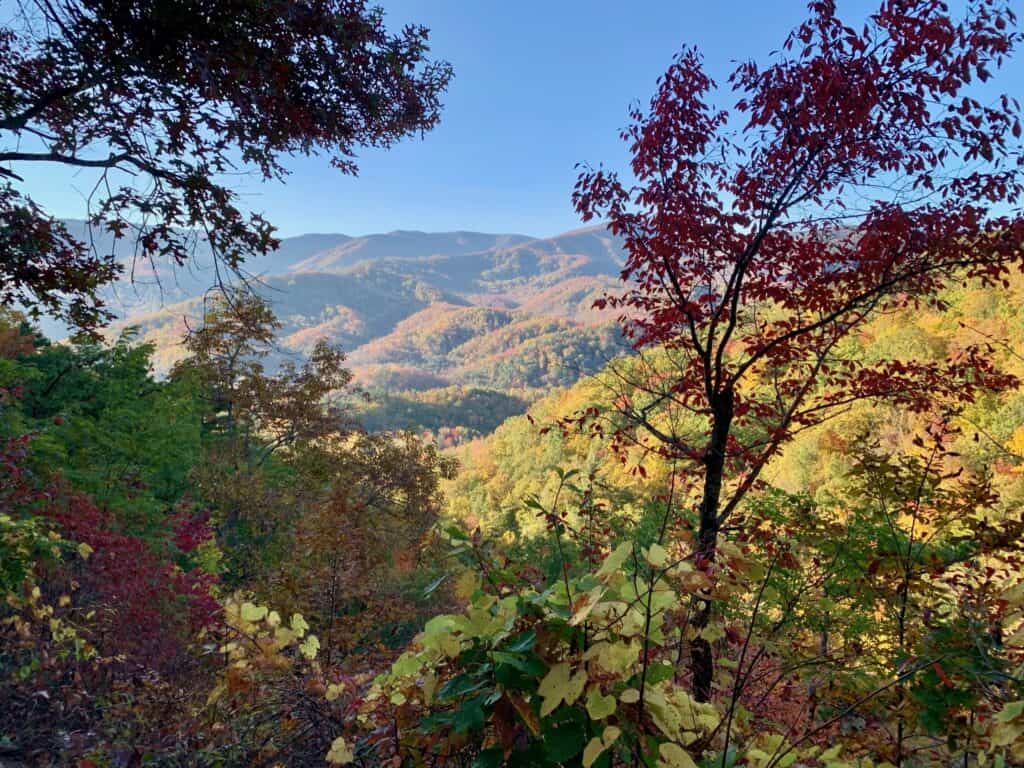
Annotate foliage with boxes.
[0,406,218,760]
[8,331,204,535]
[363,443,1024,767]
[573,0,1024,697]
[3,1,1024,765]
[0,300,458,763]
[349,301,630,393]
[274,430,457,663]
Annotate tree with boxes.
[283,431,455,664]
[0,0,452,328]
[573,0,1024,699]
[171,290,357,583]
[173,290,354,465]
[10,329,203,536]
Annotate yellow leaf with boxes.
[583,737,606,768]
[423,672,438,705]
[206,683,225,706]
[670,560,693,576]
[585,729,622,768]
[454,570,479,601]
[299,634,319,660]
[566,667,587,705]
[658,743,698,768]
[1006,426,1024,458]
[77,542,93,559]
[570,586,607,626]
[326,683,346,702]
[586,639,640,676]
[597,542,632,579]
[538,662,587,717]
[646,543,669,567]
[291,613,309,637]
[820,745,843,762]
[240,602,268,623]
[995,700,1024,723]
[274,627,297,648]
[583,726,621,767]
[326,736,354,764]
[586,688,617,720]
[699,623,726,643]
[538,662,570,717]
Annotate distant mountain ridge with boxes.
[73,223,631,396]
[286,230,535,272]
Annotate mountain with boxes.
[86,224,631,436]
[287,230,534,272]
[111,268,467,373]
[33,222,355,340]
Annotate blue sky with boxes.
[15,0,1021,238]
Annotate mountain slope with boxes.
[94,224,631,438]
[288,230,533,272]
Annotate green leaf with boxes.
[422,574,448,598]
[544,722,586,763]
[996,700,1024,723]
[391,652,422,677]
[645,662,675,685]
[452,694,488,734]
[445,526,470,541]
[492,651,546,677]
[505,630,537,653]
[473,748,504,768]
[437,673,489,702]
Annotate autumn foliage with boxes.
[3,0,1024,766]
[573,0,1024,698]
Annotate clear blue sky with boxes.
[16,0,1020,238]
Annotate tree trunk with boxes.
[689,387,733,702]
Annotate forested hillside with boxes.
[3,0,1024,766]
[445,274,1024,540]
[93,226,629,436]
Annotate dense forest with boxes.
[3,0,1024,766]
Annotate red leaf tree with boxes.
[573,0,1024,699]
